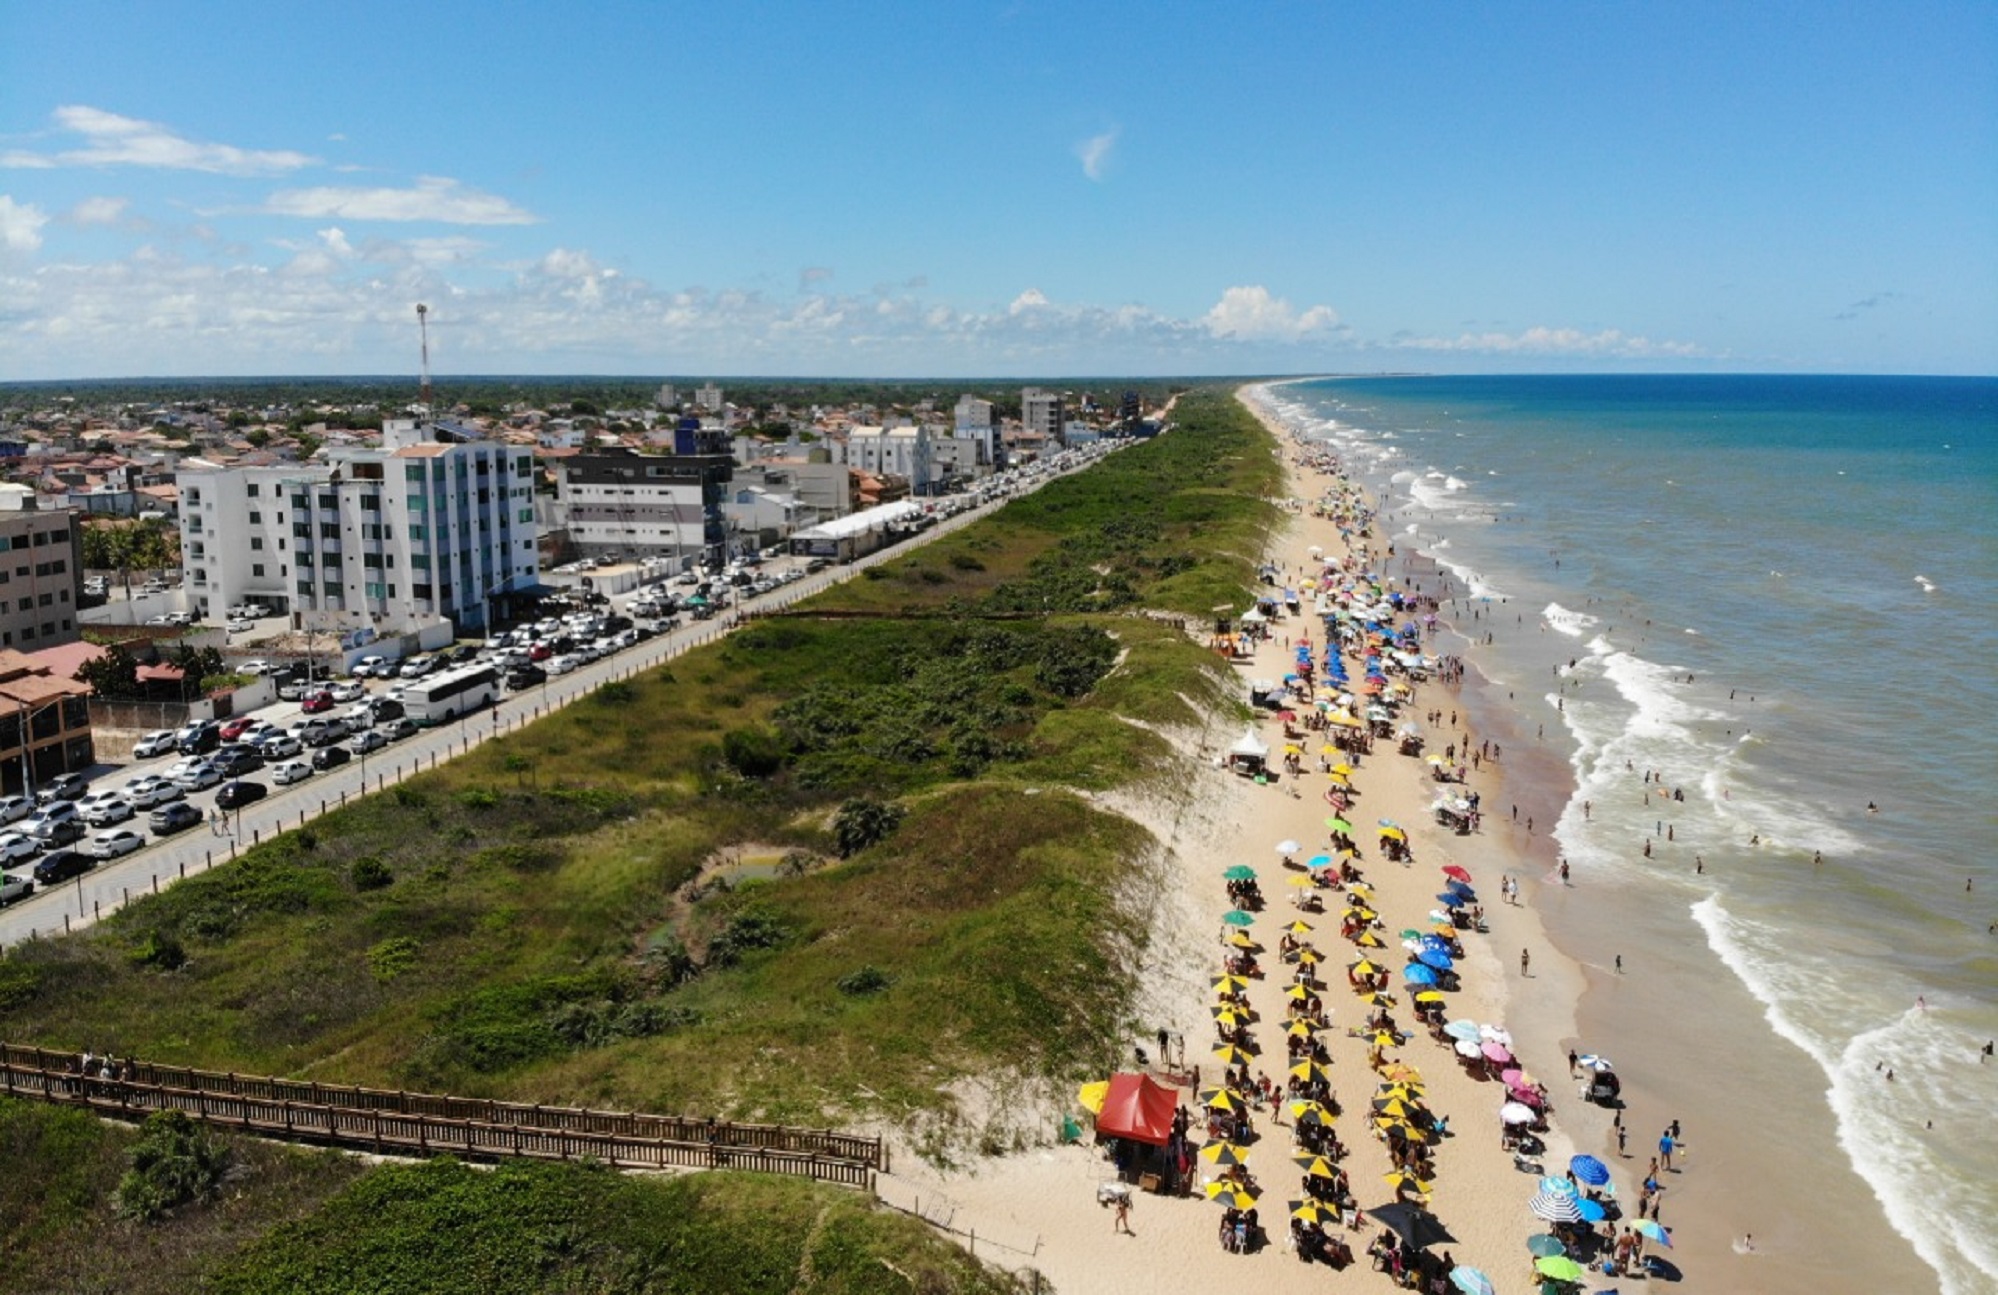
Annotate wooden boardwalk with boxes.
[0,1044,880,1191]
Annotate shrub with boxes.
[457,786,499,811]
[947,552,985,571]
[597,680,635,706]
[836,965,891,996]
[351,856,394,892]
[367,936,420,983]
[114,1110,231,1222]
[721,727,784,778]
[132,932,188,972]
[705,910,790,968]
[832,797,905,858]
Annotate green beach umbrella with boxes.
[1222,910,1256,927]
[1223,864,1258,881]
[1399,928,1423,940]
[1328,817,1354,835]
[1525,1234,1567,1258]
[1534,1256,1585,1281]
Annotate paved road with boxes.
[0,443,1124,948]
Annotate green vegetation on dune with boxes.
[0,389,1277,1135]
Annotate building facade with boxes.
[558,448,733,569]
[0,487,84,651]
[177,422,538,635]
[0,649,93,797]
[843,426,934,493]
[1022,387,1066,449]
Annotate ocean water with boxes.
[1260,375,1998,1293]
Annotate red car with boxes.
[300,691,336,714]
[219,716,257,741]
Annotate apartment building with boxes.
[177,422,538,635]
[558,447,733,569]
[1022,387,1066,449]
[0,485,83,651]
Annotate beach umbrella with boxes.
[1380,826,1407,842]
[1368,1202,1456,1250]
[1354,932,1384,948]
[1205,1182,1259,1209]
[1203,1090,1241,1112]
[1382,1063,1424,1089]
[1327,816,1355,834]
[1399,928,1425,940]
[1226,931,1258,949]
[1223,864,1258,881]
[1577,1053,1613,1071]
[1454,1039,1483,1059]
[1076,1080,1109,1113]
[1414,991,1446,1005]
[1445,879,1476,898]
[1382,1170,1432,1195]
[1441,865,1473,883]
[1525,1234,1567,1258]
[1535,1256,1586,1282]
[1305,854,1333,869]
[1529,1188,1584,1224]
[1576,1198,1607,1224]
[1211,973,1250,993]
[1481,1041,1515,1065]
[1437,892,1468,908]
[1369,1030,1402,1049]
[1285,919,1315,934]
[1500,1103,1539,1126]
[1294,1154,1340,1179]
[1287,1019,1317,1039]
[1222,909,1256,927]
[1346,880,1375,896]
[1292,1100,1337,1126]
[1199,1142,1251,1167]
[1450,1268,1497,1295]
[1368,992,1400,1007]
[1350,959,1380,976]
[1213,1044,1256,1065]
[1285,984,1312,1002]
[1290,1060,1332,1084]
[1417,948,1455,972]
[1287,873,1319,889]
[1404,964,1440,986]
[1297,948,1323,965]
[1537,1175,1578,1198]
[1276,839,1301,855]
[1634,1219,1673,1247]
[1212,1008,1247,1029]
[1479,1024,1514,1047]
[1569,1154,1611,1187]
[1291,1199,1341,1225]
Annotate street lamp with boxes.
[14,697,64,802]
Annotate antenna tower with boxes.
[416,303,434,413]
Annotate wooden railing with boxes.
[0,1047,880,1189]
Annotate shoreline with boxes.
[1249,382,1935,1294]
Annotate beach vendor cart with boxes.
[1432,795,1476,835]
[1226,728,1271,778]
[1091,1072,1184,1193]
[1397,724,1424,757]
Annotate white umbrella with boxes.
[1276,840,1301,855]
[1499,1102,1538,1125]
[1454,1039,1483,1059]
[1530,1189,1585,1224]
[1578,1054,1613,1071]
[1479,1024,1513,1047]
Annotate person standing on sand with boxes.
[1521,949,1531,976]
[1113,1195,1133,1235]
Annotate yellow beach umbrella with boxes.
[1285,920,1316,935]
[1413,991,1446,1004]
[1213,1007,1247,1029]
[1319,744,1341,756]
[1354,932,1384,948]
[1289,1099,1336,1125]
[1370,1030,1401,1048]
[1383,1063,1424,1085]
[1326,773,1351,788]
[1347,881,1374,897]
[1350,960,1380,976]
[1227,931,1258,949]
[1290,1060,1331,1084]
[1382,1171,1432,1194]
[1285,984,1312,1002]
[1076,1080,1109,1113]
[1380,827,1407,842]
[1203,1089,1241,1113]
[1292,1200,1341,1224]
[1284,744,1305,756]
[1205,1183,1259,1209]
[1213,1044,1257,1065]
[1297,948,1323,965]
[1330,762,1356,776]
[1295,1155,1340,1179]
[1288,873,1319,889]
[1199,1141,1251,1167]
[1375,1098,1413,1119]
[1287,1019,1318,1038]
[1212,974,1251,993]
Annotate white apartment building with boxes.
[843,425,934,492]
[558,447,733,569]
[695,382,724,413]
[953,396,997,466]
[177,422,538,635]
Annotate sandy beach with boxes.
[885,392,1645,1293]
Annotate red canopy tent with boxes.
[1094,1072,1179,1146]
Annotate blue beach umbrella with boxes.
[1449,1268,1496,1295]
[1403,963,1440,986]
[1442,1020,1482,1042]
[1306,855,1333,870]
[1536,1176,1578,1198]
[1569,1155,1611,1187]
[1417,948,1455,972]
[1576,1198,1608,1224]
[1437,892,1468,908]
[1634,1219,1673,1248]
[1445,880,1477,899]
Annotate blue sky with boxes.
[2,1,1994,378]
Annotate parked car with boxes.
[170,760,223,792]
[214,780,268,810]
[123,776,183,808]
[271,759,313,786]
[380,717,420,742]
[349,729,389,755]
[26,816,85,847]
[148,801,204,835]
[236,721,279,746]
[220,716,258,741]
[447,644,481,665]
[0,834,40,866]
[77,793,135,826]
[0,795,34,824]
[310,746,351,772]
[32,849,91,884]
[35,773,90,804]
[176,720,222,755]
[0,872,33,906]
[365,698,405,722]
[350,654,388,678]
[300,691,336,714]
[255,733,302,759]
[505,664,547,689]
[87,827,146,860]
[132,729,181,758]
[213,747,265,778]
[225,618,254,634]
[329,681,366,702]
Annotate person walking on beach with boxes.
[1659,1130,1676,1171]
[1520,948,1531,977]
[1616,1123,1628,1157]
[1113,1194,1133,1235]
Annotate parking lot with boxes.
[0,441,1125,944]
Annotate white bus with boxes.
[403,664,498,726]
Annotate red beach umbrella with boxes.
[1441,865,1473,883]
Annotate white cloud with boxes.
[1076,128,1119,181]
[1009,287,1050,314]
[261,176,538,225]
[68,195,130,226]
[1203,284,1340,340]
[0,196,48,253]
[0,105,315,175]
[1389,325,1704,358]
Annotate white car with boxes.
[271,759,313,786]
[237,721,279,745]
[0,871,33,905]
[239,658,274,675]
[226,619,255,634]
[351,654,388,678]
[87,827,146,860]
[171,761,223,792]
[123,776,184,809]
[329,681,366,702]
[255,733,302,759]
[0,834,39,866]
[0,795,34,824]
[77,793,135,826]
[132,729,181,758]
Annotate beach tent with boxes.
[1094,1072,1180,1146]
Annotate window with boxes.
[250,537,264,551]
[37,592,52,607]
[20,626,32,641]
[317,494,336,510]
[319,523,339,539]
[52,528,69,543]
[252,564,265,577]
[298,551,314,567]
[363,553,382,569]
[297,580,313,595]
[408,523,426,539]
[410,554,430,569]
[406,465,427,483]
[412,583,432,599]
[248,483,260,497]
[248,511,262,524]
[360,494,380,512]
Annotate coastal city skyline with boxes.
[2,1,1994,379]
